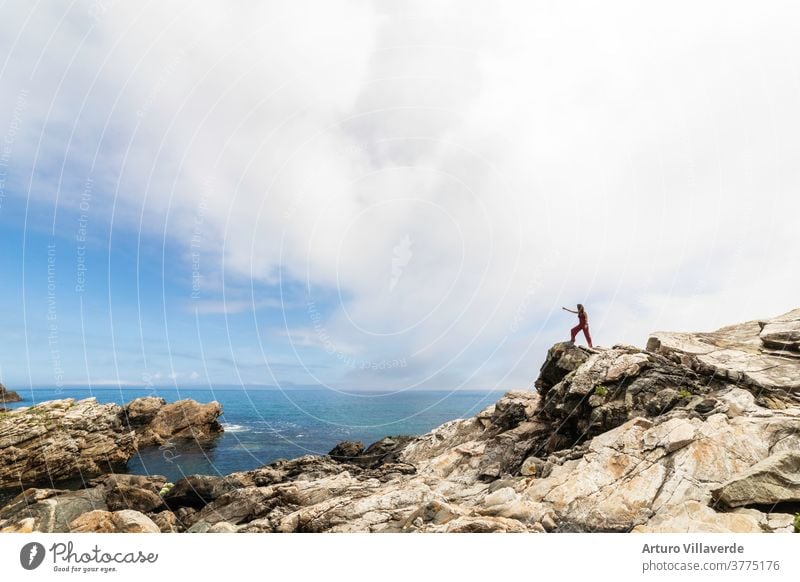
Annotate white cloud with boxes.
[2,1,799,388]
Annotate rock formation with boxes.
[1,309,799,533]
[0,383,22,403]
[0,397,222,489]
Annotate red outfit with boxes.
[570,311,593,347]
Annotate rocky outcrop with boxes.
[0,397,222,489]
[0,399,137,489]
[1,309,799,533]
[712,452,800,508]
[535,342,718,445]
[647,307,800,393]
[0,384,22,403]
[128,398,223,447]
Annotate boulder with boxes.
[537,345,708,443]
[759,318,800,352]
[349,436,415,469]
[164,475,235,509]
[534,342,590,393]
[712,451,800,507]
[327,440,365,461]
[648,308,800,392]
[69,509,160,533]
[0,384,22,403]
[131,398,223,447]
[151,510,179,533]
[106,484,165,513]
[123,397,166,428]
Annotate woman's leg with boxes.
[583,326,593,348]
[570,324,581,342]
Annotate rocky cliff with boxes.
[0,397,223,490]
[1,310,799,533]
[0,383,22,404]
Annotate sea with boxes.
[2,386,503,485]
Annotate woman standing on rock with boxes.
[563,304,593,348]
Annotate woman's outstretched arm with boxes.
[562,307,577,313]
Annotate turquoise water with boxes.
[4,387,502,482]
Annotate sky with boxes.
[0,1,798,390]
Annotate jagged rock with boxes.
[69,509,160,533]
[0,487,107,533]
[520,456,545,477]
[132,398,223,447]
[174,506,199,530]
[106,484,164,513]
[534,342,591,393]
[351,436,415,469]
[151,510,179,532]
[0,396,222,489]
[193,486,278,527]
[0,398,137,489]
[164,475,237,509]
[537,344,709,442]
[123,397,165,428]
[766,513,795,533]
[694,399,717,414]
[712,451,800,507]
[3,309,800,534]
[0,384,21,403]
[92,473,167,492]
[327,440,365,461]
[759,317,800,352]
[648,308,800,392]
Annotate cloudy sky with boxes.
[0,1,798,390]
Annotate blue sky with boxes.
[1,1,799,390]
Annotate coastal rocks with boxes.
[123,397,165,428]
[0,384,22,403]
[353,436,415,469]
[524,391,800,532]
[164,475,239,509]
[534,342,591,392]
[759,315,800,353]
[0,398,137,489]
[0,396,222,490]
[712,451,800,508]
[3,309,800,534]
[130,398,223,447]
[0,487,107,533]
[327,441,365,461]
[536,344,709,442]
[647,308,800,392]
[106,483,165,513]
[151,510,180,533]
[70,510,160,533]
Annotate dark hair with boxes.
[577,304,584,312]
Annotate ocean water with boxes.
[3,387,503,484]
